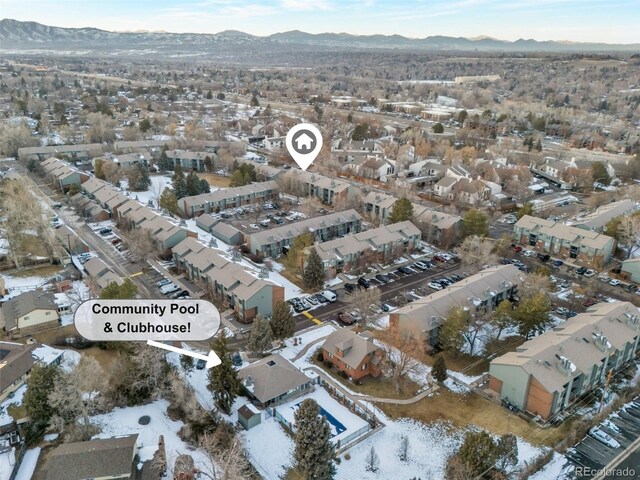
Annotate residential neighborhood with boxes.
[1,8,640,480]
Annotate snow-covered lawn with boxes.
[91,400,214,477]
[0,273,54,300]
[278,324,336,362]
[529,452,572,480]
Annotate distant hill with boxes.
[1,18,638,54]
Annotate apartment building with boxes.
[314,221,420,275]
[178,181,279,218]
[514,215,616,266]
[247,209,362,257]
[489,302,640,421]
[390,265,523,347]
[289,170,360,205]
[18,143,103,162]
[41,157,89,191]
[172,237,284,322]
[165,150,213,171]
[573,199,637,232]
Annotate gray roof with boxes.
[195,213,219,228]
[364,191,398,209]
[515,215,614,250]
[491,302,640,394]
[322,329,381,370]
[412,204,461,229]
[249,209,361,248]
[0,341,37,393]
[238,353,310,404]
[394,265,523,333]
[2,291,58,330]
[83,257,111,279]
[44,435,138,480]
[182,181,278,208]
[574,200,637,231]
[211,222,244,240]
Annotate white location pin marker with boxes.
[285,123,323,171]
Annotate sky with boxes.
[2,0,639,44]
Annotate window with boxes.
[362,363,367,370]
[24,316,29,320]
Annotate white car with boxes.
[584,269,597,277]
[523,250,535,257]
[428,282,444,290]
[160,283,180,295]
[589,427,620,449]
[249,224,260,229]
[609,279,621,286]
[598,274,610,282]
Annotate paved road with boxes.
[602,446,640,479]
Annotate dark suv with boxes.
[536,253,550,262]
[358,277,370,289]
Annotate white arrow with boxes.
[147,340,222,369]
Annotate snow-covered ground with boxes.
[13,447,41,480]
[278,324,336,362]
[0,273,55,300]
[276,388,369,444]
[91,400,214,477]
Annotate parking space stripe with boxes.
[302,310,323,325]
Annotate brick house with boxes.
[321,329,383,381]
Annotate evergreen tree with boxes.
[432,355,447,383]
[229,169,246,187]
[158,149,172,171]
[67,183,81,196]
[294,399,336,480]
[207,330,240,414]
[271,300,295,340]
[462,209,489,238]
[247,315,274,357]
[94,158,106,179]
[204,155,213,172]
[130,164,151,191]
[199,179,210,194]
[516,203,534,219]
[303,247,325,290]
[351,123,369,141]
[186,171,202,196]
[172,168,188,199]
[250,95,260,107]
[388,197,414,224]
[453,431,499,478]
[432,123,444,134]
[457,110,468,124]
[139,118,151,133]
[23,364,62,438]
[159,188,179,215]
[206,90,213,100]
[100,278,138,299]
[591,161,611,185]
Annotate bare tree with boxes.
[455,235,498,269]
[348,287,381,329]
[379,326,422,393]
[365,446,380,473]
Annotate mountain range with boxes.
[1,18,638,54]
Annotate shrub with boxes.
[344,453,351,460]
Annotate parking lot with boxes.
[566,395,640,479]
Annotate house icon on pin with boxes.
[294,132,314,152]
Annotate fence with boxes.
[8,442,27,480]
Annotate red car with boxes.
[513,245,523,252]
[433,255,446,262]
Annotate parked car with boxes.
[358,277,370,289]
[437,278,452,286]
[160,283,180,295]
[524,250,535,257]
[609,279,621,286]
[584,269,597,277]
[306,295,318,306]
[344,283,356,293]
[336,312,355,325]
[52,203,63,209]
[413,261,428,270]
[451,274,463,282]
[156,278,172,287]
[314,294,328,304]
[99,227,112,235]
[536,253,550,262]
[398,266,413,275]
[589,428,620,449]
[598,274,610,282]
[428,281,444,290]
[375,274,390,284]
[249,224,260,229]
[111,238,122,245]
[560,280,572,288]
[381,303,392,312]
[552,259,564,267]
[433,254,447,262]
[576,267,588,275]
[512,245,523,252]
[170,289,190,299]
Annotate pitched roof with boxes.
[412,204,461,229]
[43,434,138,480]
[249,209,361,247]
[83,257,111,278]
[0,341,37,393]
[82,176,109,195]
[238,353,310,404]
[574,200,637,231]
[491,302,640,394]
[364,191,398,209]
[321,329,381,370]
[211,222,244,240]
[2,291,58,330]
[515,215,614,250]
[182,181,278,208]
[394,265,523,332]
[195,213,219,228]
[172,237,207,258]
